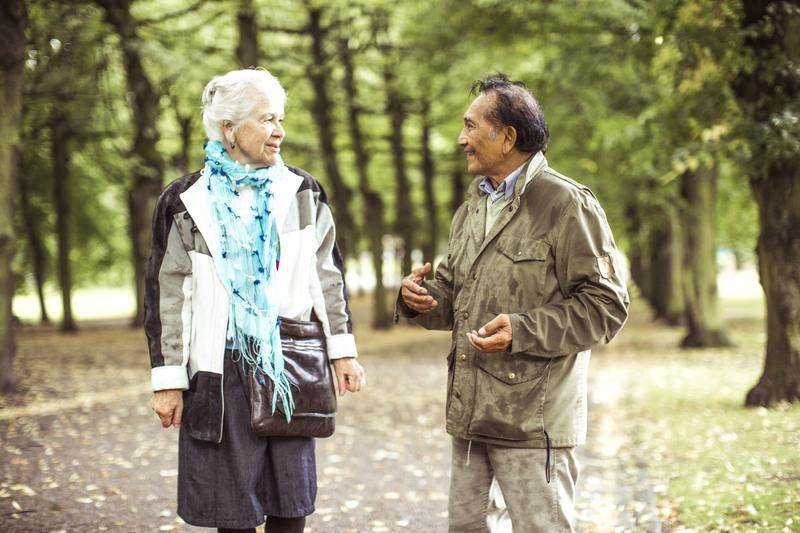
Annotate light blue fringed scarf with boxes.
[203,140,295,420]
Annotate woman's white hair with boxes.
[201,68,286,142]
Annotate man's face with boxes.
[457,93,507,178]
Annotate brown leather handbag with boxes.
[248,317,337,438]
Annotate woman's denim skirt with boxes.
[177,350,316,529]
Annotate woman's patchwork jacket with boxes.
[144,166,356,443]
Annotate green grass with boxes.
[612,298,800,531]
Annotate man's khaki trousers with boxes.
[448,437,579,533]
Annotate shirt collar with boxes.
[478,159,530,202]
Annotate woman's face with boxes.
[225,94,285,167]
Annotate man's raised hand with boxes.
[400,262,439,313]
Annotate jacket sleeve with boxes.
[314,197,357,359]
[394,205,464,331]
[144,192,193,391]
[508,193,629,356]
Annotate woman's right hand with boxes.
[150,389,184,428]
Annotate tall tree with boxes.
[16,170,50,324]
[734,0,800,406]
[679,166,730,346]
[50,109,77,332]
[305,3,355,258]
[419,97,438,263]
[338,34,390,329]
[96,0,165,326]
[0,0,26,392]
[383,59,414,276]
[235,0,258,68]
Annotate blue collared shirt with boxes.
[478,160,529,203]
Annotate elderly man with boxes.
[397,75,629,532]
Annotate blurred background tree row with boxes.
[0,0,797,405]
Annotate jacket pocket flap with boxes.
[497,236,550,262]
[477,354,550,385]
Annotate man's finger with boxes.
[411,262,432,278]
[478,314,506,337]
[401,277,429,295]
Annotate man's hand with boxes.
[400,262,438,313]
[150,389,183,428]
[332,357,365,396]
[467,314,513,353]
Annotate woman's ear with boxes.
[222,120,236,145]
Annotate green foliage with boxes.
[15,0,770,288]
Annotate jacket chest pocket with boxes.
[494,236,550,310]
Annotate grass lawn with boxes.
[609,298,799,531]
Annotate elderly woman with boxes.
[144,68,364,533]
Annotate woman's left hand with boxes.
[331,357,365,396]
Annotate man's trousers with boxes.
[448,437,579,533]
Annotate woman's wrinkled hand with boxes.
[150,389,184,428]
[331,357,365,396]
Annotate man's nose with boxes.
[457,129,467,146]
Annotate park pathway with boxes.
[1,321,661,532]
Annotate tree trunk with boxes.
[731,0,800,407]
[175,111,192,175]
[649,204,684,326]
[624,202,652,302]
[0,0,25,392]
[235,0,258,68]
[745,165,800,405]
[306,6,354,259]
[51,112,77,332]
[338,37,390,329]
[450,156,466,215]
[384,64,414,276]
[97,0,165,327]
[420,98,438,264]
[679,168,731,347]
[17,172,50,324]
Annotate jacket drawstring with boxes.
[544,430,552,484]
[465,439,473,467]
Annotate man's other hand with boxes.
[467,314,513,352]
[400,262,439,313]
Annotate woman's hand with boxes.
[331,357,365,396]
[150,389,184,428]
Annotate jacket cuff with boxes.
[327,333,358,359]
[394,290,419,321]
[151,365,190,392]
[508,313,528,354]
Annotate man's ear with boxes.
[503,126,518,154]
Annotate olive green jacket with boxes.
[397,154,629,448]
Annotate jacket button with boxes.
[462,311,469,319]
[508,372,516,380]
[516,251,522,256]
[183,212,191,219]
[459,353,467,361]
[472,272,477,280]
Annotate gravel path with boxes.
[0,323,661,532]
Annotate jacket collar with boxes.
[180,168,303,259]
[460,151,548,268]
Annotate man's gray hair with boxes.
[201,68,286,142]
